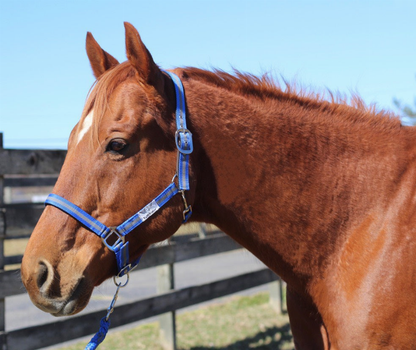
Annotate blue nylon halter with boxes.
[44,71,193,277]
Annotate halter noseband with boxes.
[45,71,193,277]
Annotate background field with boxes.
[58,292,293,350]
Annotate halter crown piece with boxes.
[44,71,192,350]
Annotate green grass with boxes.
[59,292,293,350]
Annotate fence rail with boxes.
[0,134,284,350]
[0,149,66,175]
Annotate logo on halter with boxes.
[137,200,160,221]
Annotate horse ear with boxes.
[86,32,119,79]
[124,22,161,84]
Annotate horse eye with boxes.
[107,139,128,153]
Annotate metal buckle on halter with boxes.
[179,190,192,221]
[101,227,125,251]
[175,128,193,155]
[183,205,192,222]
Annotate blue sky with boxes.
[1,0,415,149]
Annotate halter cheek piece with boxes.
[44,71,193,277]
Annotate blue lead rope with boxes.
[85,317,110,350]
[85,274,128,349]
[43,71,192,350]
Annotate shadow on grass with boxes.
[185,323,293,350]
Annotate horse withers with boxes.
[21,23,416,349]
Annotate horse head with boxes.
[21,23,194,316]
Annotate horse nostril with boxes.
[37,261,50,291]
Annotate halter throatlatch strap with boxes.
[44,70,193,277]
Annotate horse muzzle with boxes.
[21,256,93,316]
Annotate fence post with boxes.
[198,223,207,239]
[157,239,176,350]
[0,133,7,349]
[269,278,285,314]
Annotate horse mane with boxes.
[78,62,402,146]
[180,67,402,131]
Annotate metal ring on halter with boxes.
[113,270,130,288]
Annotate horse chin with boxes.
[51,299,89,317]
[51,277,93,317]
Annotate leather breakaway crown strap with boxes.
[44,71,193,277]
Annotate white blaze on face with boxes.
[76,109,94,145]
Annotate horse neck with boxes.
[184,75,413,288]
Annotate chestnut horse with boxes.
[21,23,416,349]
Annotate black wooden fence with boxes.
[0,133,284,350]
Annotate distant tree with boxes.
[393,76,416,125]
